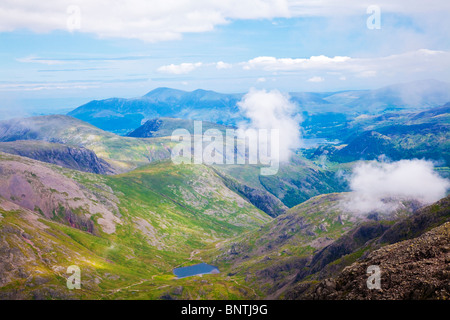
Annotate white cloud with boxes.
[242,55,351,71]
[0,0,290,42]
[341,159,450,214]
[216,61,232,69]
[157,62,202,74]
[237,89,302,163]
[140,48,450,88]
[2,1,448,42]
[240,49,450,81]
[307,76,324,82]
[288,0,450,16]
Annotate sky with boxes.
[0,0,449,114]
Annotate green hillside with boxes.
[214,154,349,208]
[210,192,428,298]
[0,115,173,171]
[0,152,270,299]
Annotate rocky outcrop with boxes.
[308,222,450,300]
[212,167,287,217]
[0,140,116,175]
[377,195,450,245]
[285,195,450,300]
[0,152,121,234]
[295,221,392,281]
[127,118,163,137]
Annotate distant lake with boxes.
[302,138,340,148]
[173,263,220,279]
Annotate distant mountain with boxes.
[344,79,450,113]
[308,103,450,166]
[67,80,450,135]
[68,88,244,135]
[143,87,187,101]
[127,117,234,138]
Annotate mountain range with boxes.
[0,114,349,210]
[0,80,449,300]
[67,80,450,135]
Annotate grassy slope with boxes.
[214,154,348,208]
[0,115,173,171]
[209,192,427,298]
[1,151,446,299]
[0,115,350,209]
[1,106,448,299]
[0,153,271,299]
[208,193,360,297]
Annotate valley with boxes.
[0,82,449,300]
[2,0,450,306]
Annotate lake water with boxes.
[173,263,220,278]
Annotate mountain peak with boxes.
[143,87,187,98]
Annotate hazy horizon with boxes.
[1,1,450,116]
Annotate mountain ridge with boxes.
[67,80,450,135]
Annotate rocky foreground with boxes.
[308,221,450,300]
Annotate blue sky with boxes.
[0,0,449,115]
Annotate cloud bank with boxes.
[237,89,301,163]
[0,0,290,42]
[150,50,450,88]
[342,159,450,214]
[240,50,450,80]
[1,1,449,42]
